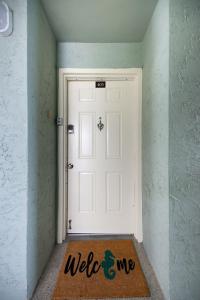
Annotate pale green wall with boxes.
[0,1,57,299]
[169,1,200,299]
[27,0,57,298]
[58,42,142,68]
[0,1,28,299]
[142,0,169,298]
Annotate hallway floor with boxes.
[32,236,164,300]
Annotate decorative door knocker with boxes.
[97,117,104,131]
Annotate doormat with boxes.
[52,240,150,299]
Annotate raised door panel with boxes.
[79,112,95,158]
[79,87,95,102]
[79,172,95,213]
[106,172,122,212]
[106,112,122,159]
[106,88,121,103]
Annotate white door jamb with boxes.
[57,68,142,244]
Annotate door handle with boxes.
[67,163,74,169]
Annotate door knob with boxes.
[67,163,74,169]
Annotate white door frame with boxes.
[57,68,142,244]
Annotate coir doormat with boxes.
[52,240,150,299]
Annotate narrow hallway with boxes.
[0,1,200,300]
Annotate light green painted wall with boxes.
[27,0,57,298]
[0,1,28,299]
[0,1,56,299]
[142,0,169,298]
[169,1,200,299]
[58,42,142,68]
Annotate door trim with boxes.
[57,68,142,243]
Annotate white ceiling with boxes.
[41,0,158,43]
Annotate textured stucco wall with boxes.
[169,1,200,299]
[58,42,142,68]
[142,0,169,298]
[0,1,56,299]
[27,0,57,298]
[0,1,28,299]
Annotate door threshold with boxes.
[66,233,134,241]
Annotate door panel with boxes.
[79,112,95,158]
[79,172,95,212]
[106,172,122,212]
[106,112,122,159]
[67,80,137,234]
[79,85,95,102]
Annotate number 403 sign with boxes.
[96,81,106,88]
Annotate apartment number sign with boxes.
[96,81,106,88]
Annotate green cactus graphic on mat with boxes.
[101,250,116,280]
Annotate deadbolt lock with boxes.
[67,163,74,169]
[67,124,74,134]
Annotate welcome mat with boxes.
[52,240,150,299]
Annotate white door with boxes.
[67,80,138,234]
